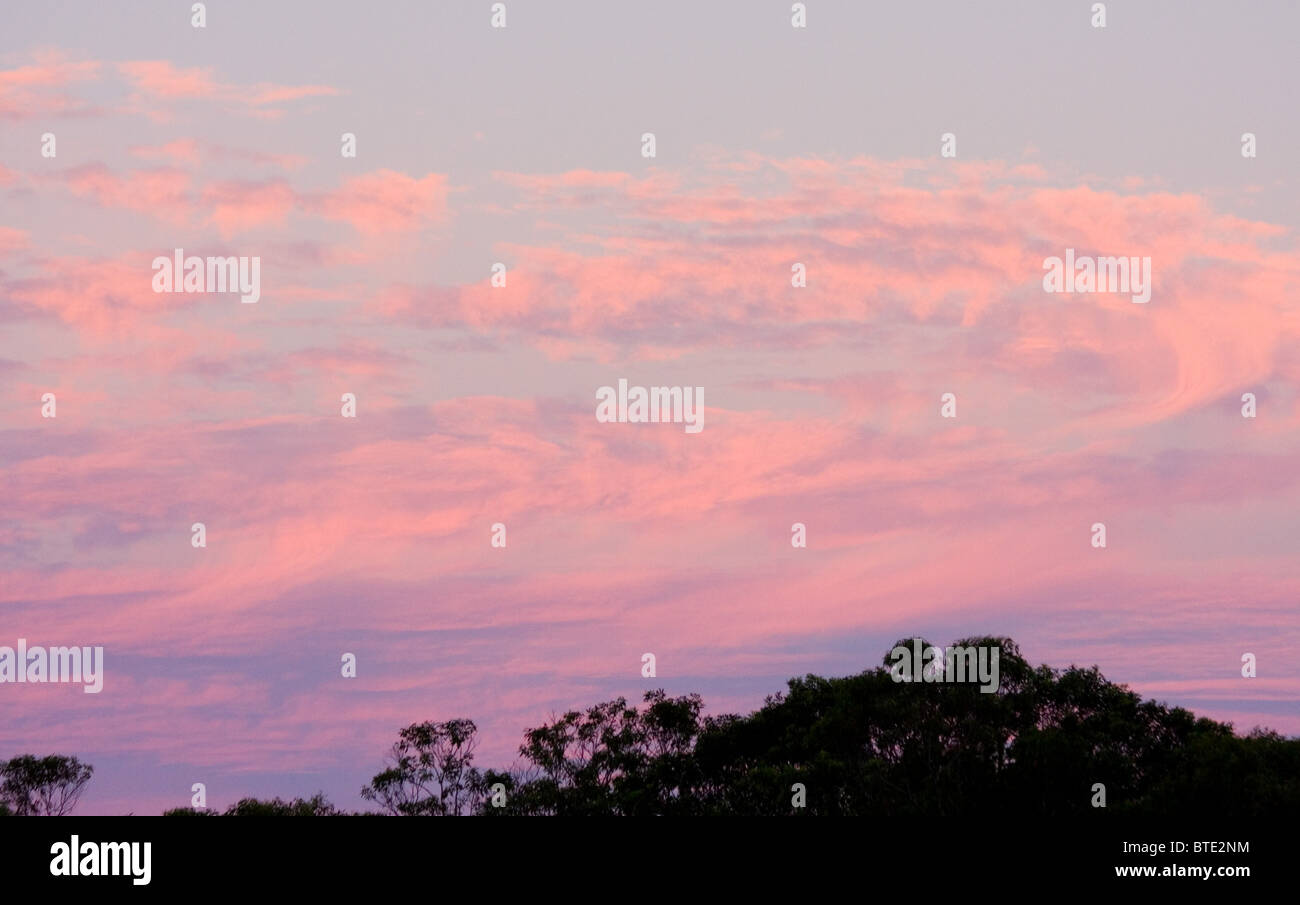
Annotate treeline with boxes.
[5,637,1297,816]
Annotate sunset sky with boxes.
[2,1,1298,815]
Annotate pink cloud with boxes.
[5,147,1298,805]
[0,226,28,255]
[128,139,201,165]
[309,170,449,234]
[116,60,338,118]
[5,253,199,334]
[201,179,297,236]
[36,161,446,239]
[52,163,192,221]
[0,52,100,119]
[375,156,1300,434]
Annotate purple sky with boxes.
[2,1,1298,814]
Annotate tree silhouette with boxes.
[485,690,706,815]
[220,793,341,816]
[480,636,1300,816]
[0,754,93,816]
[361,718,484,815]
[162,793,356,816]
[21,636,1300,817]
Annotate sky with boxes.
[2,0,1298,815]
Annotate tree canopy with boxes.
[0,754,94,816]
[369,635,1300,816]
[11,637,1296,816]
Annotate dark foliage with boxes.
[0,754,94,816]
[20,637,1297,816]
